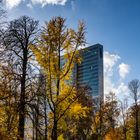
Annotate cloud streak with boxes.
[119,63,130,79]
[3,0,67,9]
[31,0,67,7]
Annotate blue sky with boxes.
[2,0,140,100]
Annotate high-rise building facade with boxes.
[75,44,104,99]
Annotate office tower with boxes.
[75,44,104,99]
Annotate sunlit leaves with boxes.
[31,16,86,139]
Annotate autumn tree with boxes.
[91,97,105,140]
[0,5,18,139]
[31,16,86,140]
[128,79,140,140]
[74,86,94,140]
[105,92,120,130]
[0,63,19,139]
[1,16,38,140]
[92,92,120,140]
[61,85,93,140]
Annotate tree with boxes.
[0,64,19,139]
[29,72,48,140]
[128,79,140,140]
[118,99,129,140]
[31,16,86,140]
[61,85,93,140]
[0,8,18,139]
[86,92,120,140]
[105,92,120,131]
[91,97,105,140]
[104,128,120,140]
[1,16,38,140]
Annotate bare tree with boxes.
[128,79,140,140]
[29,72,48,140]
[119,99,129,140]
[1,16,38,140]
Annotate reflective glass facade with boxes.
[75,44,104,98]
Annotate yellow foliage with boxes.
[69,103,88,119]
[31,16,86,139]
[58,134,64,140]
[105,129,120,140]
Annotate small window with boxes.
[94,51,97,55]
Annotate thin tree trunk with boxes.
[44,97,48,140]
[52,118,58,140]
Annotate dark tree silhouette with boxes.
[2,16,38,140]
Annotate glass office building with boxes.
[75,44,104,99]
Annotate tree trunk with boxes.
[17,50,27,140]
[44,99,48,140]
[18,80,26,140]
[51,115,58,140]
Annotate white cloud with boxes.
[3,0,67,9]
[27,3,33,9]
[115,82,129,96]
[104,51,120,95]
[104,75,115,94]
[104,51,130,100]
[104,51,120,76]
[3,0,22,9]
[31,0,67,7]
[119,63,130,79]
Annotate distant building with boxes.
[50,43,104,100]
[74,44,104,100]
